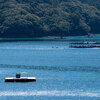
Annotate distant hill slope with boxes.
[0,0,100,38]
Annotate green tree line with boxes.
[0,0,100,38]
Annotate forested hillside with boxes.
[80,0,100,10]
[0,0,100,38]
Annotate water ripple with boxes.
[0,64,99,73]
[0,90,100,97]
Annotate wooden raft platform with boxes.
[5,77,36,82]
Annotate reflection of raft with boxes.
[70,45,100,48]
[5,74,36,82]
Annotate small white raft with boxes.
[5,74,36,82]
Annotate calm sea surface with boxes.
[0,41,100,100]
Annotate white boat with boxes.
[5,74,36,82]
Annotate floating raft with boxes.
[5,77,36,82]
[70,42,100,44]
[70,45,100,48]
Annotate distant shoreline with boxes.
[0,35,100,42]
[0,37,67,42]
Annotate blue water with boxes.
[0,41,100,100]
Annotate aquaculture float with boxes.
[5,74,36,82]
[69,41,100,48]
[70,45,100,48]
